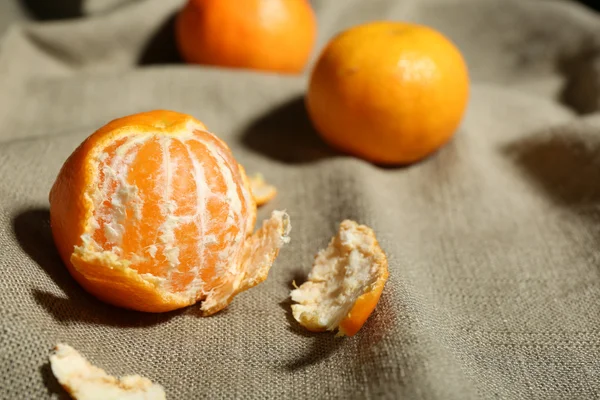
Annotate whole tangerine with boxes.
[49,110,290,315]
[175,0,317,74]
[306,22,470,165]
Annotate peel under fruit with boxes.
[290,220,388,336]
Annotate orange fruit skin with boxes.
[175,0,317,74]
[49,110,257,313]
[306,22,470,165]
[339,269,389,337]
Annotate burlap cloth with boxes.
[1,0,600,398]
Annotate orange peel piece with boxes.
[200,210,291,315]
[290,220,389,336]
[249,173,277,206]
[49,344,166,400]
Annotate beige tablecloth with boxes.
[1,0,600,398]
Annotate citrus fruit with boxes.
[175,0,317,74]
[290,220,389,337]
[306,22,469,165]
[49,110,291,315]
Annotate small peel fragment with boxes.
[249,173,277,206]
[49,344,166,400]
[290,220,389,337]
[237,210,291,291]
[200,210,291,315]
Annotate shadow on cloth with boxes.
[40,363,70,400]
[13,208,185,327]
[558,46,600,115]
[504,131,600,210]
[280,294,394,372]
[138,12,183,66]
[18,0,83,20]
[574,0,600,11]
[283,334,345,372]
[241,96,338,164]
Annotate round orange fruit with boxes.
[49,110,291,315]
[306,22,469,165]
[175,0,317,74]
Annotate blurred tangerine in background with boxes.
[306,21,470,165]
[175,0,317,74]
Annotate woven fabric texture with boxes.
[1,0,600,398]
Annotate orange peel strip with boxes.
[249,173,277,206]
[290,220,389,336]
[49,343,166,400]
[200,210,291,315]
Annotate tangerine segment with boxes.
[290,220,389,336]
[50,344,166,400]
[249,173,277,206]
[49,110,287,314]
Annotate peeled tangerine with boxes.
[291,220,389,336]
[49,110,290,315]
